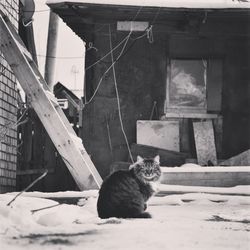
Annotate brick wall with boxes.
[0,0,19,193]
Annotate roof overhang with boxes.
[47,0,250,10]
[46,0,250,41]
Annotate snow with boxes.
[164,165,250,172]
[0,188,250,250]
[46,0,250,9]
[159,184,250,195]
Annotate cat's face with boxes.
[132,155,161,182]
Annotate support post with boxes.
[44,11,59,90]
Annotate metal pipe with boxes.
[44,11,59,91]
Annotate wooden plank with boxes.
[131,143,188,166]
[137,120,180,151]
[213,116,223,158]
[158,184,250,196]
[160,166,250,187]
[0,12,33,62]
[0,14,102,190]
[162,113,219,119]
[207,60,223,112]
[220,149,250,166]
[179,118,191,154]
[193,120,217,165]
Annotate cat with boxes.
[97,155,161,219]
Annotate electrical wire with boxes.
[0,3,49,13]
[85,6,143,70]
[85,6,143,104]
[85,32,131,105]
[85,33,131,71]
[36,54,85,59]
[152,7,161,25]
[108,25,134,164]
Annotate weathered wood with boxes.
[193,120,217,165]
[207,60,223,112]
[158,183,250,196]
[220,149,250,166]
[160,166,250,187]
[0,14,102,190]
[161,113,219,119]
[131,143,188,167]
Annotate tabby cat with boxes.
[97,155,161,219]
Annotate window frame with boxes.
[165,57,208,114]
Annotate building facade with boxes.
[0,0,19,192]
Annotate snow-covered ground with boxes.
[0,187,250,250]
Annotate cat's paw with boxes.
[150,181,160,193]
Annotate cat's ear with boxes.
[137,155,144,163]
[154,155,160,164]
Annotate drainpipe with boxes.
[44,11,59,91]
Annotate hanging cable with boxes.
[108,25,134,164]
[85,6,143,71]
[149,101,157,120]
[36,54,85,59]
[85,6,143,105]
[152,7,161,25]
[85,33,131,71]
[85,30,131,105]
[84,6,144,105]
[146,25,154,43]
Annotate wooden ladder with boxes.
[0,13,102,190]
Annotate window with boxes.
[165,59,207,113]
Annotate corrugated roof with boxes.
[47,0,250,9]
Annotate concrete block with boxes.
[137,120,180,151]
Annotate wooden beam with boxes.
[131,143,188,166]
[193,120,217,165]
[0,14,102,190]
[158,183,250,196]
[160,166,250,188]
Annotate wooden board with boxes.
[220,149,250,166]
[160,166,250,187]
[0,14,102,190]
[207,59,223,112]
[137,120,180,151]
[161,113,219,119]
[131,143,188,167]
[193,120,217,165]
